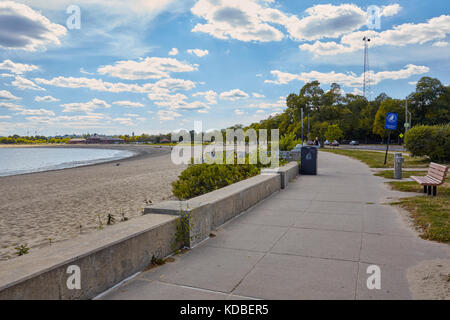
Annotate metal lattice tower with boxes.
[363,36,371,99]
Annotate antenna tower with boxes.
[363,36,371,99]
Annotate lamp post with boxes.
[405,98,409,134]
[301,108,304,145]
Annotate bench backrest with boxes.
[427,162,448,183]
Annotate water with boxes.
[0,147,136,177]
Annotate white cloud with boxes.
[157,109,181,121]
[190,2,400,44]
[187,49,209,57]
[192,90,218,104]
[61,98,111,113]
[23,113,112,130]
[34,76,195,94]
[112,101,145,108]
[265,64,429,87]
[18,108,55,116]
[34,95,59,102]
[149,92,210,112]
[0,1,66,51]
[191,0,284,42]
[98,57,198,80]
[169,48,179,56]
[381,4,402,17]
[300,15,450,56]
[234,109,244,116]
[432,41,448,47]
[113,117,135,126]
[0,102,24,111]
[18,0,179,21]
[80,68,94,75]
[252,92,265,98]
[0,115,11,119]
[220,89,249,101]
[12,76,45,91]
[0,90,21,100]
[0,59,38,74]
[284,4,367,42]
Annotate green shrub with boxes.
[172,163,260,200]
[279,132,300,151]
[405,124,450,161]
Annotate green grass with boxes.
[388,177,450,243]
[321,148,429,168]
[374,170,427,179]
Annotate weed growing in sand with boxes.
[97,213,104,230]
[48,238,53,245]
[14,244,29,256]
[78,221,82,234]
[107,213,116,225]
[120,209,128,222]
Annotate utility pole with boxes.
[405,98,409,134]
[307,112,310,142]
[301,108,304,146]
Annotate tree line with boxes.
[243,76,449,146]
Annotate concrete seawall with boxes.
[0,162,298,300]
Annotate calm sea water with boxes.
[0,147,135,177]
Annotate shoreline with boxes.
[0,144,171,178]
[0,145,185,261]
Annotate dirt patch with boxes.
[406,259,450,300]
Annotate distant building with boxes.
[68,138,86,144]
[85,135,124,144]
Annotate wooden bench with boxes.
[411,163,448,196]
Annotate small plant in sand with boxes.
[120,209,128,222]
[14,244,30,256]
[106,213,116,225]
[78,221,82,234]
[97,213,104,230]
[48,238,53,245]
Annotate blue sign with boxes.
[385,112,398,130]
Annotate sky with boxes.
[0,0,449,136]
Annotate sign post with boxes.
[384,112,398,165]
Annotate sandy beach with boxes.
[0,145,186,261]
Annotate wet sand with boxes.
[0,145,186,261]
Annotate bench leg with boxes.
[423,186,427,193]
[427,186,431,195]
[433,186,437,196]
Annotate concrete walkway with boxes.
[100,152,449,300]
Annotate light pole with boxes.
[301,108,304,145]
[405,98,409,134]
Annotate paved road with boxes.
[339,144,406,152]
[100,151,449,300]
